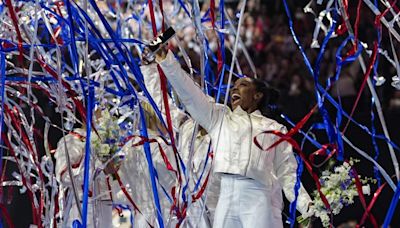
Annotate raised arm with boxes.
[156,50,224,133]
[274,126,312,216]
[141,63,187,131]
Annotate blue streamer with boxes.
[154,169,173,204]
[176,0,191,18]
[282,0,314,77]
[80,84,95,227]
[370,0,382,187]
[0,50,6,226]
[106,1,116,15]
[383,181,400,227]
[281,1,400,164]
[64,0,80,77]
[193,143,212,192]
[371,95,382,186]
[317,75,400,152]
[216,0,226,100]
[314,10,344,161]
[64,0,87,98]
[288,155,304,227]
[138,103,164,228]
[83,1,169,226]
[66,5,127,95]
[113,204,135,227]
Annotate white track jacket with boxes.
[157,51,312,223]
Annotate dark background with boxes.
[2,0,400,227]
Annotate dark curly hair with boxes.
[250,78,280,119]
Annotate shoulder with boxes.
[57,129,86,144]
[260,116,287,132]
[214,103,226,111]
[180,118,194,130]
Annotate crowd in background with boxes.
[3,0,400,227]
[102,0,400,123]
[163,0,400,122]
[177,2,400,226]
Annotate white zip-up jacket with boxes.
[157,51,312,217]
[55,128,113,227]
[141,63,220,224]
[117,133,177,227]
[55,128,177,227]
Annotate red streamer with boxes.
[2,133,38,226]
[253,105,332,211]
[352,168,378,227]
[3,105,45,227]
[5,0,25,65]
[358,182,387,227]
[0,203,15,228]
[342,0,396,133]
[115,173,155,228]
[35,56,86,122]
[147,0,186,222]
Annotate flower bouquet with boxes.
[91,111,124,174]
[298,159,375,227]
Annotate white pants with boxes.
[213,174,283,228]
[160,202,211,228]
[66,200,113,228]
[183,200,212,228]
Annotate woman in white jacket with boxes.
[55,113,178,228]
[154,49,312,228]
[140,54,220,228]
[55,127,115,228]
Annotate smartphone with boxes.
[148,27,176,52]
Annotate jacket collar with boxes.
[233,106,264,118]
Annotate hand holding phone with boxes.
[143,27,176,63]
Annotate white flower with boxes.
[90,112,123,161]
[302,208,314,218]
[306,160,374,227]
[100,144,111,154]
[362,185,371,195]
[322,170,330,176]
[320,212,330,227]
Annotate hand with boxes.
[141,44,168,64]
[297,215,314,228]
[141,47,155,65]
[306,216,316,228]
[155,44,168,62]
[103,156,123,175]
[298,202,314,228]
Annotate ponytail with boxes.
[251,78,281,119]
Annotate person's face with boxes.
[230,77,263,113]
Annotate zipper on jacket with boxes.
[244,113,253,176]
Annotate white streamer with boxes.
[339,0,400,181]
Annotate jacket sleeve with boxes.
[54,134,85,186]
[157,50,224,133]
[113,136,176,209]
[141,63,187,131]
[274,126,312,216]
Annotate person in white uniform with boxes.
[55,127,115,228]
[116,130,177,228]
[141,49,220,228]
[55,111,176,228]
[154,48,312,228]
